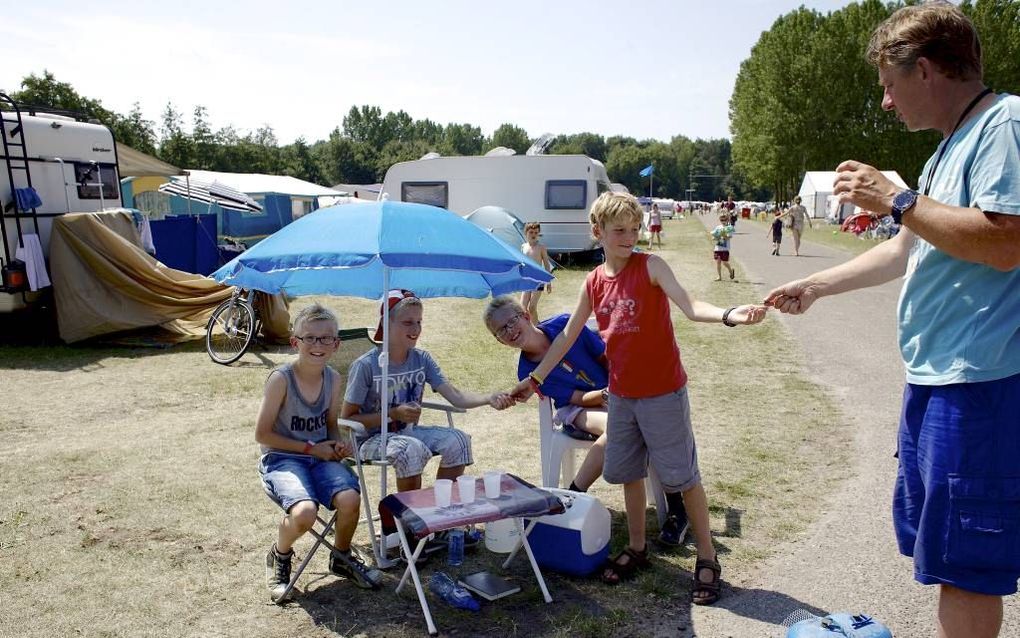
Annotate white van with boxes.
[1,94,120,311]
[381,154,612,255]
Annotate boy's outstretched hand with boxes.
[489,392,517,410]
[730,304,768,325]
[510,379,535,403]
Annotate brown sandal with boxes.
[692,556,722,605]
[601,547,651,585]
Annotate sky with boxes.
[2,0,855,146]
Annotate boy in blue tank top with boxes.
[256,303,380,602]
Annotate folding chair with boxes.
[537,395,668,527]
[262,493,339,603]
[340,398,465,569]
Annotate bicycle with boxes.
[205,287,263,365]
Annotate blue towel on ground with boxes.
[14,187,42,211]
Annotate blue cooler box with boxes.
[527,488,610,577]
[787,613,892,638]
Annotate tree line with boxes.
[730,0,1020,201]
[6,72,750,202]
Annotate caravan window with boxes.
[74,162,120,200]
[545,180,587,210]
[73,161,120,199]
[401,182,448,208]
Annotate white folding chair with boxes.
[340,400,466,569]
[537,395,668,527]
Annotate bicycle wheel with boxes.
[205,297,256,365]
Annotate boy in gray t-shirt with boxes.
[342,290,515,494]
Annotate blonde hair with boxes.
[867,1,982,81]
[482,296,525,331]
[292,303,338,336]
[589,192,642,230]
[523,221,541,233]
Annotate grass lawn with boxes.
[0,217,851,637]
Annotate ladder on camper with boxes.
[0,92,42,267]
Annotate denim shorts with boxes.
[893,373,1020,595]
[604,386,700,493]
[259,452,360,512]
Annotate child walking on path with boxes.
[768,209,784,255]
[510,192,767,604]
[256,304,382,601]
[521,222,553,318]
[647,203,663,249]
[711,213,736,281]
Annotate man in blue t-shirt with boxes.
[483,296,690,548]
[766,5,1020,637]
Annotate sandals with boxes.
[601,546,651,585]
[692,556,722,605]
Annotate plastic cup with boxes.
[457,476,476,504]
[434,479,453,507]
[483,471,503,499]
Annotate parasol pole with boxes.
[379,267,390,499]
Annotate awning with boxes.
[116,143,185,177]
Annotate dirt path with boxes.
[687,216,1019,637]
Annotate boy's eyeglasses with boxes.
[494,313,523,340]
[295,335,339,346]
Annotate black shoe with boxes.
[657,513,690,547]
[266,546,294,602]
[330,550,382,589]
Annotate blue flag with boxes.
[639,164,654,177]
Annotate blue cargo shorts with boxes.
[259,452,360,512]
[893,373,1020,596]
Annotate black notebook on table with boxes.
[457,571,520,601]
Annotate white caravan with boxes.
[380,154,613,255]
[1,94,121,311]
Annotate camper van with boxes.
[1,93,120,311]
[380,154,612,255]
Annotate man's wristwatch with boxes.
[890,189,918,224]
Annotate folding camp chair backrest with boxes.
[537,395,667,527]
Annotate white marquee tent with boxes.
[798,171,910,219]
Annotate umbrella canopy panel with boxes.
[211,200,552,299]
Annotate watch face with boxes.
[894,190,917,213]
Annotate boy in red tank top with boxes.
[511,192,767,604]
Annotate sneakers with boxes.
[658,513,690,547]
[330,549,383,589]
[266,546,294,603]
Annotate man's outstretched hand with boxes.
[763,279,821,315]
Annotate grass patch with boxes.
[0,217,850,637]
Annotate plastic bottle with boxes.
[428,571,480,611]
[447,528,464,566]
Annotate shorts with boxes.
[554,405,602,440]
[649,224,662,233]
[603,387,700,493]
[893,373,1020,595]
[791,223,804,233]
[259,452,360,512]
[772,232,783,243]
[714,250,730,262]
[358,425,473,479]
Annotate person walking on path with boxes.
[785,196,812,256]
[711,213,736,281]
[767,209,784,256]
[766,4,1020,637]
